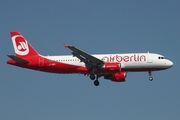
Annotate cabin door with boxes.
[39,57,44,66]
[147,53,153,63]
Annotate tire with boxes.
[94,80,99,86]
[90,74,95,80]
[149,77,153,81]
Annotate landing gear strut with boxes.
[148,71,153,81]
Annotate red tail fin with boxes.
[10,32,39,58]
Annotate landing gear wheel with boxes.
[90,74,95,80]
[94,80,99,86]
[149,77,153,81]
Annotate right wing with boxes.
[64,44,104,69]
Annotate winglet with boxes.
[64,44,69,48]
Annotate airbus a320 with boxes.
[7,32,173,86]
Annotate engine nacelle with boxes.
[101,62,121,73]
[104,72,127,82]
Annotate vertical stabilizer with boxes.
[10,32,39,58]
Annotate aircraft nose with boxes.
[167,60,173,68]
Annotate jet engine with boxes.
[104,72,127,82]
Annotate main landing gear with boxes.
[94,80,99,86]
[148,71,153,81]
[90,74,95,80]
[89,74,100,86]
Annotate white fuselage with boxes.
[44,53,173,72]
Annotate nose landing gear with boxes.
[149,76,153,81]
[148,72,153,81]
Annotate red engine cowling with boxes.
[104,72,127,82]
[102,62,121,73]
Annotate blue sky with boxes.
[0,0,179,120]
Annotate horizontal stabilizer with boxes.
[7,54,29,64]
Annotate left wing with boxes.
[64,44,104,69]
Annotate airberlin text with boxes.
[102,54,146,62]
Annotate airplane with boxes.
[7,32,173,86]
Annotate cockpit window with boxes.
[158,56,166,59]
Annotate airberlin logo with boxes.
[102,54,146,62]
[12,35,29,55]
[17,42,28,51]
